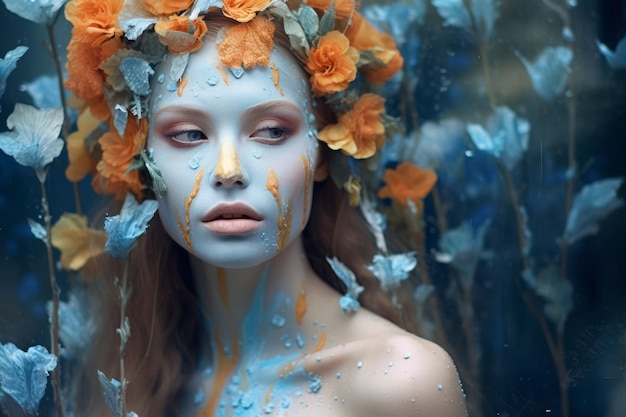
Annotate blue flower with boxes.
[522,266,573,334]
[0,342,57,416]
[2,0,68,25]
[596,35,626,70]
[104,193,159,259]
[367,252,417,293]
[47,290,96,359]
[0,46,28,106]
[562,178,624,245]
[0,103,64,183]
[467,106,530,171]
[517,46,573,101]
[431,0,498,40]
[326,257,364,313]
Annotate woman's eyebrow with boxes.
[242,100,304,121]
[153,105,210,121]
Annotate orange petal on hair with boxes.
[306,0,358,19]
[216,16,275,68]
[155,16,208,54]
[222,0,271,23]
[64,0,124,46]
[141,0,194,16]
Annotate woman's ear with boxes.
[314,145,329,181]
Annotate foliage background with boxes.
[0,0,625,416]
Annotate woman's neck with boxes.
[189,237,318,362]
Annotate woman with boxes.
[62,1,468,416]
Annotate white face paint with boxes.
[148,33,319,268]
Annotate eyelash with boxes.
[164,124,293,144]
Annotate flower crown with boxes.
[63,0,404,200]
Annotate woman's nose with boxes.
[212,140,245,187]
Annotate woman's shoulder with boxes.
[305,310,468,417]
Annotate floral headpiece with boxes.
[63,0,404,200]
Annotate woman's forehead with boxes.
[150,34,312,116]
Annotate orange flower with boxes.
[141,0,194,16]
[306,31,359,95]
[345,12,403,84]
[222,0,270,22]
[306,0,358,19]
[317,93,386,159]
[216,16,275,68]
[65,36,120,120]
[66,109,100,182]
[155,16,208,54]
[378,163,437,207]
[51,213,108,271]
[65,0,124,47]
[95,115,146,199]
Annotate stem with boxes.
[478,41,497,110]
[119,258,131,417]
[40,181,66,417]
[46,23,83,216]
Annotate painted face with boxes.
[148,32,319,268]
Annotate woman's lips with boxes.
[202,203,263,234]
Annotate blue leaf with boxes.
[518,46,573,101]
[522,266,572,334]
[0,343,57,415]
[562,178,624,245]
[27,218,47,244]
[105,194,159,259]
[120,57,154,96]
[431,0,472,33]
[47,290,96,359]
[467,106,530,170]
[21,75,62,110]
[0,46,28,105]
[435,220,490,289]
[367,252,417,293]
[469,0,498,39]
[2,0,68,25]
[596,36,626,70]
[98,370,121,417]
[362,0,427,44]
[0,103,64,182]
[326,257,364,313]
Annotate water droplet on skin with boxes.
[230,67,245,79]
[357,360,363,368]
[252,150,262,159]
[438,384,443,390]
[166,81,177,92]
[272,314,286,327]
[336,372,341,379]
[403,353,411,359]
[157,73,165,84]
[388,362,393,367]
[207,76,219,86]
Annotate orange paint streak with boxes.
[198,328,239,417]
[266,169,290,251]
[295,283,307,325]
[279,331,327,378]
[181,168,205,253]
[216,64,229,85]
[271,63,284,96]
[313,331,327,354]
[300,154,311,231]
[217,267,230,314]
[264,384,274,406]
[177,77,188,96]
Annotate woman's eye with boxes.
[168,130,207,143]
[253,126,290,141]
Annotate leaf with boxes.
[562,178,624,245]
[0,343,57,415]
[0,46,28,105]
[2,0,67,25]
[120,57,154,96]
[467,106,530,170]
[431,0,471,33]
[270,2,309,56]
[367,252,417,293]
[104,193,159,259]
[596,35,626,70]
[98,370,121,417]
[216,16,275,69]
[469,0,498,39]
[27,218,47,244]
[517,46,573,101]
[359,196,388,253]
[523,266,573,334]
[318,0,335,36]
[298,6,319,39]
[0,104,64,182]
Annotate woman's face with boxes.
[148,34,319,268]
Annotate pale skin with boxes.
[148,29,468,417]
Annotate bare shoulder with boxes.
[345,332,468,417]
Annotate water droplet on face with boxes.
[207,75,219,86]
[357,360,363,368]
[252,150,262,159]
[230,67,245,79]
